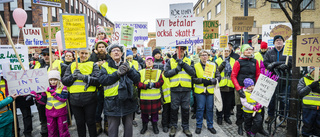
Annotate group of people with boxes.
[0,32,319,137]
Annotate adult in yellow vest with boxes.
[164,46,195,137]
[190,45,202,64]
[192,50,221,135]
[99,44,140,137]
[136,56,164,134]
[62,49,100,137]
[215,48,235,125]
[126,49,140,71]
[297,68,320,137]
[161,71,172,133]
[0,90,18,137]
[254,41,268,67]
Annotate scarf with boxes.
[224,56,232,77]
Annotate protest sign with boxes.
[41,22,60,44]
[250,74,278,107]
[0,0,13,3]
[113,22,148,47]
[148,32,156,38]
[145,69,159,81]
[144,47,152,57]
[203,20,219,39]
[22,27,44,46]
[32,0,65,9]
[296,34,320,67]
[156,17,203,47]
[232,16,254,32]
[104,27,113,38]
[269,25,292,41]
[283,40,292,56]
[204,62,216,78]
[213,39,219,49]
[148,39,156,49]
[251,35,260,52]
[219,35,228,48]
[88,37,96,51]
[120,25,134,46]
[262,23,292,47]
[169,3,193,18]
[0,45,29,75]
[5,68,49,95]
[60,14,88,50]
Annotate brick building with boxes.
[0,0,114,45]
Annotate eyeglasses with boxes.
[111,49,121,53]
[200,54,208,56]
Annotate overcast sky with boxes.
[89,0,199,32]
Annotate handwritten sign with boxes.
[32,0,65,9]
[22,27,44,46]
[156,17,203,47]
[296,34,320,67]
[120,26,134,47]
[41,22,60,44]
[104,27,113,38]
[283,40,292,56]
[144,47,152,57]
[252,35,260,52]
[148,32,156,38]
[5,68,49,95]
[204,62,216,78]
[113,22,148,48]
[145,69,159,81]
[0,45,29,75]
[262,23,292,47]
[88,37,96,51]
[219,35,228,48]
[250,74,278,107]
[169,3,193,18]
[270,25,292,41]
[203,20,219,40]
[148,39,156,49]
[232,16,254,32]
[60,14,88,50]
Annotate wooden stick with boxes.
[58,50,62,60]
[223,49,225,60]
[75,50,78,69]
[315,67,319,81]
[178,46,181,59]
[240,33,243,47]
[67,100,72,126]
[48,7,53,70]
[7,21,11,45]
[285,56,289,65]
[123,47,127,63]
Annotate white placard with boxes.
[22,27,44,47]
[112,22,148,48]
[5,68,49,95]
[144,47,152,57]
[156,17,203,47]
[0,45,29,76]
[88,37,96,52]
[262,23,292,47]
[250,74,278,107]
[169,3,194,18]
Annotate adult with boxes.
[152,49,165,71]
[29,52,40,69]
[209,48,217,62]
[132,47,145,69]
[190,45,202,119]
[192,50,221,134]
[62,49,100,137]
[215,48,235,125]
[165,53,171,62]
[231,44,260,136]
[92,26,110,53]
[263,35,292,127]
[254,41,268,67]
[164,46,195,137]
[99,44,140,137]
[190,45,202,64]
[228,42,240,60]
[126,50,140,71]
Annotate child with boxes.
[240,78,263,137]
[31,70,70,137]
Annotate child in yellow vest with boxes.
[31,70,70,137]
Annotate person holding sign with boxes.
[164,46,195,137]
[192,50,221,135]
[254,41,268,67]
[62,49,100,137]
[0,91,18,137]
[99,44,140,137]
[297,68,320,137]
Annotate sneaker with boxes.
[169,126,176,137]
[183,129,192,137]
[265,116,274,124]
[132,120,138,127]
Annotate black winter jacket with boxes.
[263,47,292,72]
[297,74,320,110]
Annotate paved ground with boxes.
[16,105,287,137]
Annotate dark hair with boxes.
[166,53,171,58]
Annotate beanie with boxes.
[94,40,108,50]
[152,49,161,57]
[126,49,133,57]
[260,41,268,49]
[96,26,106,37]
[41,48,55,54]
[243,78,254,89]
[48,70,61,81]
[273,35,284,44]
[108,43,123,54]
[145,56,154,62]
[240,44,252,53]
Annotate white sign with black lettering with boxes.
[250,74,278,107]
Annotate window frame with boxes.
[216,2,221,15]
[207,10,211,20]
[201,1,205,10]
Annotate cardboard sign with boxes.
[41,22,60,44]
[169,3,193,18]
[32,0,65,9]
[203,20,219,39]
[283,40,292,56]
[0,0,13,4]
[251,35,260,52]
[250,74,278,107]
[22,27,44,46]
[148,32,156,38]
[269,25,292,41]
[5,68,49,95]
[262,23,292,47]
[204,62,216,78]
[144,47,152,57]
[88,37,96,51]
[60,14,88,50]
[204,39,212,50]
[113,22,148,47]
[219,35,228,48]
[120,25,134,46]
[156,17,203,47]
[0,45,29,76]
[296,34,320,67]
[232,16,254,32]
[104,27,113,38]
[148,39,156,49]
[145,69,159,81]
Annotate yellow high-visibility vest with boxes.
[215,57,235,88]
[254,52,264,67]
[242,91,261,113]
[69,61,96,93]
[45,88,67,110]
[194,62,215,94]
[303,77,320,106]
[162,74,171,104]
[169,58,192,88]
[132,60,139,71]
[139,69,161,100]
[0,91,10,113]
[0,79,6,93]
[48,60,64,73]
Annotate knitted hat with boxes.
[94,40,108,50]
[240,44,252,53]
[108,43,123,54]
[273,35,284,44]
[260,41,268,49]
[48,70,60,81]
[96,26,106,37]
[145,56,154,62]
[244,78,254,89]
[126,49,133,57]
[152,49,161,57]
[41,48,55,54]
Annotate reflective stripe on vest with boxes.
[194,62,215,94]
[242,91,261,113]
[169,58,192,88]
[139,69,161,100]
[69,61,96,93]
[45,88,67,110]
[303,77,320,106]
[162,74,171,104]
[216,57,235,88]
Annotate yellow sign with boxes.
[145,69,159,81]
[61,14,88,50]
[204,62,215,78]
[283,40,292,56]
[219,35,228,48]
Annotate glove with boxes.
[175,65,182,73]
[77,73,88,82]
[210,78,217,85]
[256,103,262,110]
[277,64,289,70]
[253,106,260,112]
[309,81,319,89]
[47,87,55,93]
[221,61,226,68]
[117,63,130,76]
[203,79,212,87]
[72,69,81,79]
[267,62,281,71]
[238,89,246,98]
[30,91,40,100]
[147,82,155,89]
[176,59,185,67]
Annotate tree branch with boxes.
[301,0,314,12]
[278,0,293,24]
[287,1,292,12]
[266,0,291,4]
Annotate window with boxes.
[59,8,63,14]
[11,24,19,37]
[241,0,256,8]
[83,6,86,14]
[24,0,32,11]
[301,22,314,28]
[87,9,90,17]
[271,2,286,8]
[70,0,74,13]
[0,25,6,37]
[253,21,256,27]
[104,22,107,27]
[301,0,315,10]
[271,21,285,24]
[196,8,199,15]
[218,24,221,35]
[201,1,204,10]
[207,11,211,20]
[98,18,102,24]
[207,0,211,3]
[76,0,78,9]
[0,4,4,11]
[65,0,69,12]
[80,3,82,13]
[216,2,221,15]
[52,8,57,21]
[70,0,73,6]
[42,6,48,22]
[10,0,17,11]
[226,23,228,30]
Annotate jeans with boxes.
[302,108,320,136]
[195,94,214,129]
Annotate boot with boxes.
[169,126,176,137]
[265,116,274,124]
[140,122,148,134]
[152,122,159,134]
[104,121,108,135]
[217,118,222,125]
[96,122,102,135]
[183,129,192,137]
[246,131,253,137]
[238,125,244,135]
